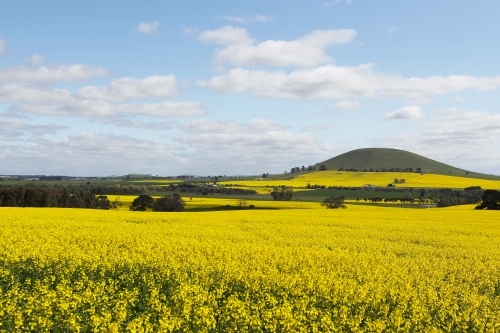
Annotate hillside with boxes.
[314,148,500,180]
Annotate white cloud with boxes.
[25,54,45,65]
[323,0,352,7]
[76,75,179,102]
[198,26,253,45]
[384,105,423,120]
[176,118,337,173]
[0,119,67,141]
[198,26,357,67]
[219,14,273,24]
[138,21,160,34]
[12,100,206,118]
[376,108,500,173]
[200,64,500,100]
[0,39,5,55]
[106,119,176,130]
[250,118,288,131]
[0,132,183,175]
[0,65,107,83]
[331,100,361,110]
[0,70,205,122]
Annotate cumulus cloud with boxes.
[0,119,67,141]
[218,14,273,24]
[76,75,179,102]
[250,118,288,131]
[138,21,160,34]
[0,132,184,175]
[384,105,423,120]
[198,26,253,45]
[331,100,361,110]
[323,0,352,7]
[0,69,205,126]
[12,100,206,118]
[376,108,500,173]
[176,118,338,174]
[199,64,500,100]
[0,65,107,83]
[25,54,45,65]
[198,26,357,67]
[0,39,5,55]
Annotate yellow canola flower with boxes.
[220,171,500,189]
[0,206,499,331]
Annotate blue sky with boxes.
[0,0,499,176]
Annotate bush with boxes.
[321,196,346,209]
[153,194,185,212]
[475,190,500,210]
[130,195,155,211]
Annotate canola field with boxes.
[221,171,500,189]
[1,206,500,332]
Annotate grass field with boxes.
[1,205,499,331]
[221,171,500,190]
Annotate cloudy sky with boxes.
[1,1,499,176]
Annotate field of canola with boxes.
[220,171,500,190]
[1,205,500,332]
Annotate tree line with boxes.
[161,183,257,196]
[129,194,185,212]
[0,186,114,209]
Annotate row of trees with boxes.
[338,167,423,173]
[162,184,257,196]
[129,194,185,212]
[0,186,115,209]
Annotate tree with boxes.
[321,196,346,209]
[130,194,155,211]
[153,194,185,212]
[475,190,500,210]
[96,195,111,210]
[270,186,293,201]
[236,197,247,208]
[319,165,327,171]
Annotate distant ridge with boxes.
[314,148,500,180]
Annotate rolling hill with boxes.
[311,148,500,180]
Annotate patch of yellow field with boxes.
[221,171,500,189]
[107,195,321,210]
[0,206,499,330]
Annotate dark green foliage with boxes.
[153,194,185,212]
[436,188,483,207]
[321,196,346,209]
[0,186,111,209]
[475,190,500,210]
[129,195,155,211]
[270,186,293,201]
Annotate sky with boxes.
[0,0,499,176]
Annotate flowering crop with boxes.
[0,206,499,331]
[221,171,500,189]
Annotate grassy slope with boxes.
[314,148,500,180]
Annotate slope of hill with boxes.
[314,148,500,180]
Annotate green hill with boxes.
[313,148,500,180]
